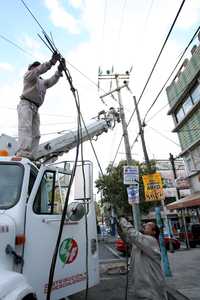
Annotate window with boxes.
[176,107,185,122]
[191,146,200,171]
[183,96,193,114]
[191,83,200,104]
[185,156,194,173]
[0,163,24,209]
[33,170,69,214]
[28,168,37,196]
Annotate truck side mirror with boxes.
[67,202,85,221]
[74,162,93,201]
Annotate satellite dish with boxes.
[67,202,85,221]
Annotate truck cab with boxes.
[0,156,99,300]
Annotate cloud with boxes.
[44,0,80,34]
[0,63,14,72]
[69,0,82,9]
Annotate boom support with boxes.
[34,108,120,161]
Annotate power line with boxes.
[127,0,186,127]
[111,0,186,164]
[117,0,127,42]
[143,24,200,122]
[147,124,180,147]
[136,0,186,107]
[143,0,154,30]
[130,133,140,150]
[0,105,76,119]
[0,34,32,56]
[101,0,108,53]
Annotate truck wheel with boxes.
[22,294,37,300]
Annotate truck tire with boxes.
[22,294,37,300]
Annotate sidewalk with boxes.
[70,246,200,300]
[166,247,200,300]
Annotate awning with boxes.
[166,191,200,210]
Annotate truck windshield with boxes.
[0,163,24,209]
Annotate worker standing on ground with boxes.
[117,218,191,300]
[17,52,65,159]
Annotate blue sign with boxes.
[123,166,139,185]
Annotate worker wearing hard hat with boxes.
[16,52,65,159]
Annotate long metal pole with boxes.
[131,91,171,275]
[115,75,141,231]
[169,153,190,249]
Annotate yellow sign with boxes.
[142,173,164,202]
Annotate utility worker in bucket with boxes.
[16,52,65,159]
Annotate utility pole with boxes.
[169,153,181,199]
[169,153,190,249]
[98,71,141,231]
[133,95,150,166]
[126,85,172,276]
[115,74,141,231]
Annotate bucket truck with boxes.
[0,108,120,300]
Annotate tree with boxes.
[95,159,159,216]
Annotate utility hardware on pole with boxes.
[98,71,141,231]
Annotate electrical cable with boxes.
[143,25,200,122]
[130,133,139,150]
[110,0,186,166]
[101,0,108,58]
[80,112,104,176]
[136,0,186,107]
[147,124,180,146]
[20,14,100,300]
[80,131,89,300]
[20,0,48,34]
[117,0,127,43]
[0,33,32,56]
[18,2,83,298]
[46,65,82,300]
[110,134,123,169]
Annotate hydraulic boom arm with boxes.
[34,108,120,162]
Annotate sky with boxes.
[0,0,200,198]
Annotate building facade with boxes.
[166,38,200,194]
[156,159,190,199]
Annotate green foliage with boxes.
[95,159,157,216]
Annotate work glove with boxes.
[50,52,61,65]
[58,58,66,73]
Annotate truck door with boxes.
[23,163,99,300]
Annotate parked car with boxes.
[179,223,200,248]
[115,235,180,255]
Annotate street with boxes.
[70,237,200,300]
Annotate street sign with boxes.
[127,185,139,204]
[142,172,164,202]
[123,166,139,185]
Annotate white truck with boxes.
[0,108,119,300]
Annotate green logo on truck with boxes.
[59,238,78,264]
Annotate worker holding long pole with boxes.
[16,52,65,159]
